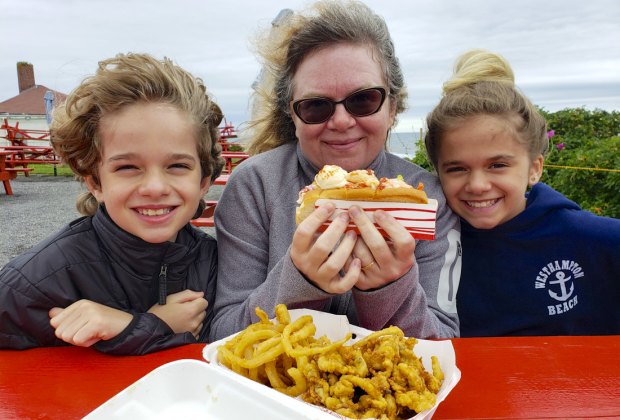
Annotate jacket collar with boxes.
[91,206,200,279]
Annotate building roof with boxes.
[0,85,67,115]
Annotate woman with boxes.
[210,0,461,340]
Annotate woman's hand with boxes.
[347,205,416,290]
[148,290,207,339]
[49,300,133,347]
[291,203,361,293]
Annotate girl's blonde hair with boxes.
[245,0,407,156]
[50,53,224,216]
[425,49,549,170]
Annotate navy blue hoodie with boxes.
[457,182,620,336]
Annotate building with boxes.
[0,62,67,144]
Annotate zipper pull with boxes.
[158,264,168,305]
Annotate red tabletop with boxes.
[434,335,620,418]
[0,335,618,419]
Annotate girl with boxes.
[0,53,224,354]
[425,49,620,336]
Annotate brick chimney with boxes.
[17,62,36,93]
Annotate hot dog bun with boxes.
[296,165,428,224]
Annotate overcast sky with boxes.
[2,0,619,132]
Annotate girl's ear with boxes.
[84,175,104,202]
[528,155,544,186]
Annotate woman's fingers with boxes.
[373,209,416,261]
[291,204,362,293]
[292,203,336,252]
[316,230,356,278]
[291,202,417,293]
[348,206,384,253]
[347,206,417,290]
[292,205,350,273]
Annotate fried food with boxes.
[216,304,443,420]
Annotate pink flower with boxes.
[556,142,565,151]
[547,130,555,139]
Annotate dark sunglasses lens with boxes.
[297,99,334,124]
[345,89,384,116]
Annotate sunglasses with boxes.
[292,87,387,124]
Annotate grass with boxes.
[28,164,75,177]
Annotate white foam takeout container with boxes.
[315,198,439,241]
[84,358,334,420]
[203,309,461,420]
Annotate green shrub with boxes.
[410,138,432,172]
[227,144,245,152]
[544,134,620,218]
[542,108,620,218]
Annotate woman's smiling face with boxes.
[437,114,543,229]
[290,43,395,172]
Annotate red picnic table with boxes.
[191,200,218,228]
[213,174,229,185]
[190,175,229,228]
[219,141,244,152]
[2,145,61,176]
[1,335,618,419]
[221,151,249,174]
[0,150,33,195]
[1,118,51,146]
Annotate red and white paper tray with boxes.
[315,198,439,241]
[203,309,461,420]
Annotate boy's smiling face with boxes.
[437,114,543,229]
[85,102,210,243]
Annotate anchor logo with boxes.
[548,271,574,301]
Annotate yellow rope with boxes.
[545,164,620,173]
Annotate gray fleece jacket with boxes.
[210,142,461,340]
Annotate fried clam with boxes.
[299,328,443,419]
[216,305,443,420]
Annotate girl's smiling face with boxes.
[290,43,396,172]
[85,102,210,243]
[437,114,543,229]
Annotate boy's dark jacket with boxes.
[0,207,217,354]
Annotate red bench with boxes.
[5,167,34,173]
[191,200,218,228]
[2,145,61,177]
[213,174,229,185]
[1,166,33,195]
[221,152,249,174]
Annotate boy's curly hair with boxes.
[50,52,224,215]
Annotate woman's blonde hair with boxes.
[245,0,407,156]
[50,53,224,216]
[425,49,549,170]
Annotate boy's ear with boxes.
[199,176,211,197]
[84,175,104,202]
[528,155,544,186]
